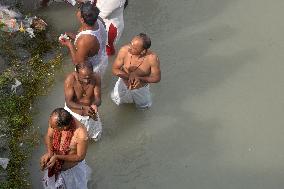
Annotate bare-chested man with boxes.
[64,62,103,141]
[59,1,108,76]
[40,108,90,189]
[111,33,161,109]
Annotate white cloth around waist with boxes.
[111,78,152,109]
[64,104,102,141]
[42,159,91,189]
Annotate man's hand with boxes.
[65,32,76,40]
[46,155,57,169]
[40,152,53,170]
[59,37,72,48]
[128,73,142,90]
[90,104,98,113]
[88,105,98,121]
[82,105,98,120]
[128,72,136,89]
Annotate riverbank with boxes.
[0,2,63,188]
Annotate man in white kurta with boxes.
[96,0,126,55]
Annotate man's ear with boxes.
[141,49,147,55]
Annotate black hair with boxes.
[137,33,151,50]
[79,1,100,26]
[124,0,128,9]
[51,108,72,128]
[75,62,93,73]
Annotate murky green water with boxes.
[29,0,284,188]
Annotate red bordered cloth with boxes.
[48,119,76,180]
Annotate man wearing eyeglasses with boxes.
[111,33,161,109]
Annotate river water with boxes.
[29,0,284,188]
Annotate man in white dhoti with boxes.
[64,63,103,141]
[40,108,90,189]
[96,0,128,56]
[111,33,161,109]
[59,1,108,77]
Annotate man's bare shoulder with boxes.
[75,121,88,140]
[77,34,97,43]
[147,51,160,65]
[65,72,76,83]
[119,45,129,55]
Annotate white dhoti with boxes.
[92,54,108,79]
[111,78,152,109]
[97,0,125,55]
[64,105,102,141]
[42,160,91,189]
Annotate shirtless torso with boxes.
[60,121,88,170]
[40,109,88,172]
[112,44,161,89]
[64,70,101,116]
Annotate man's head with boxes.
[128,33,151,55]
[49,108,73,131]
[75,62,93,84]
[77,1,100,26]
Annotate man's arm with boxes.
[40,123,54,170]
[60,36,99,65]
[138,54,161,83]
[45,124,54,155]
[112,46,129,79]
[93,73,101,107]
[64,74,83,110]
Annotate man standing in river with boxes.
[111,33,161,109]
[59,1,108,77]
[40,108,90,189]
[64,62,103,141]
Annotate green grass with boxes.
[0,27,63,188]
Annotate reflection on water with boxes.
[30,0,284,188]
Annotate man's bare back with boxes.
[59,3,101,65]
